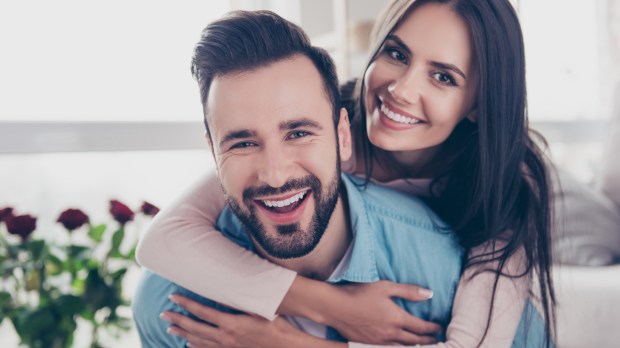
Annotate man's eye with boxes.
[230,141,256,149]
[288,131,309,139]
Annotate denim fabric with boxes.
[133,174,549,347]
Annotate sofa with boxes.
[553,85,620,348]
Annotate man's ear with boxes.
[204,131,213,151]
[204,131,220,174]
[337,108,353,162]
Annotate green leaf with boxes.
[68,245,91,259]
[110,228,125,255]
[0,260,22,274]
[125,244,137,261]
[27,239,47,260]
[0,291,12,306]
[12,305,56,343]
[46,253,64,276]
[24,269,40,292]
[0,291,13,323]
[56,294,86,316]
[72,277,86,294]
[110,268,127,282]
[81,308,95,321]
[86,258,100,269]
[6,243,21,259]
[84,268,109,311]
[88,224,107,243]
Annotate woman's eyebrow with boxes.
[431,61,466,80]
[386,34,467,80]
[385,34,412,55]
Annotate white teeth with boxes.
[381,104,420,124]
[262,191,307,208]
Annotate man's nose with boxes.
[257,145,294,188]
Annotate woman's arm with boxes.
[136,171,296,320]
[164,295,345,348]
[161,244,529,348]
[280,279,440,344]
[137,172,441,341]
[351,244,530,348]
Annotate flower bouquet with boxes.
[0,200,159,348]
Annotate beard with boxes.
[225,168,341,260]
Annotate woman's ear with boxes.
[466,109,478,123]
[337,108,353,162]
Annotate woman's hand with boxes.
[280,278,442,345]
[161,294,345,348]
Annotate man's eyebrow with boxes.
[279,118,324,131]
[219,129,256,148]
[386,34,467,80]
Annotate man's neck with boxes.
[256,191,352,281]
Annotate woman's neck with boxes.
[355,143,441,182]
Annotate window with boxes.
[0,0,231,122]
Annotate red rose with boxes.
[57,208,90,231]
[109,200,134,225]
[0,207,14,222]
[5,214,37,241]
[140,201,160,217]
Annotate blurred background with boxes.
[0,0,618,346]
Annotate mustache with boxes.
[242,175,321,201]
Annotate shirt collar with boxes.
[328,174,381,283]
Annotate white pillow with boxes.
[553,169,620,266]
[599,84,620,211]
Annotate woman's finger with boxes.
[393,329,438,345]
[401,313,442,335]
[170,294,232,327]
[161,311,221,339]
[383,281,434,302]
[167,324,219,347]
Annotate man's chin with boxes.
[250,222,320,259]
[256,222,305,240]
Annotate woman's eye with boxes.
[289,131,309,139]
[386,47,407,64]
[432,72,457,86]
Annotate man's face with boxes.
[206,55,351,259]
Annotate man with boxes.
[132,10,462,347]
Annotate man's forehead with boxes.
[205,56,333,140]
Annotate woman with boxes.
[138,0,555,346]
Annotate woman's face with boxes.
[364,3,478,158]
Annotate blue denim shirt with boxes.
[133,174,550,347]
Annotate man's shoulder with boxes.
[132,269,188,347]
[215,206,255,250]
[133,270,246,347]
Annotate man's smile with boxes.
[253,189,312,225]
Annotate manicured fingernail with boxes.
[169,294,179,303]
[167,326,179,335]
[419,288,433,299]
[160,312,171,321]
